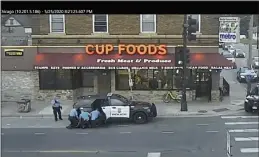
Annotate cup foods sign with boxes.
[219,17,240,43]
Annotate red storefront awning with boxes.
[34,53,234,70]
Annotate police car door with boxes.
[110,98,130,118]
[101,99,111,120]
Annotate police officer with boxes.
[51,96,63,121]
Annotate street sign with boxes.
[227,131,232,157]
[219,17,240,43]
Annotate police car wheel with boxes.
[133,112,147,124]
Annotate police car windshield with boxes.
[114,94,129,103]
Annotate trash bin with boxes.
[17,99,31,113]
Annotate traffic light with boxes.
[186,48,190,64]
[187,16,197,41]
[175,46,184,66]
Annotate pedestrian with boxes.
[51,96,63,121]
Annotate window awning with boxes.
[34,53,234,69]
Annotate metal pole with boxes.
[247,15,254,95]
[181,14,188,111]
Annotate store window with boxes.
[81,70,95,87]
[116,69,175,90]
[39,69,73,90]
[115,69,194,90]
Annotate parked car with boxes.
[228,47,236,54]
[236,67,258,83]
[74,93,157,124]
[227,45,234,51]
[222,52,235,63]
[244,95,259,112]
[222,44,228,50]
[233,49,245,58]
[252,57,259,69]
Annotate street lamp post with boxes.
[181,15,188,111]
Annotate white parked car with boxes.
[233,49,245,58]
[252,57,259,69]
[223,52,235,63]
[228,47,236,54]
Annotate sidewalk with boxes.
[1,97,243,118]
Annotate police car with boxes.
[74,93,157,124]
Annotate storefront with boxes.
[1,45,233,102]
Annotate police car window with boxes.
[110,99,125,106]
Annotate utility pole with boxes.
[247,15,254,95]
[181,14,188,111]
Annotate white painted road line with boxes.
[76,133,88,135]
[225,122,259,125]
[196,124,209,126]
[1,133,4,135]
[119,132,131,134]
[240,148,259,153]
[161,131,174,134]
[229,129,259,133]
[206,131,219,133]
[221,116,259,119]
[34,133,45,135]
[147,152,161,157]
[4,150,98,153]
[117,125,129,127]
[235,137,259,141]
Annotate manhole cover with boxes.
[198,110,208,113]
[213,108,229,112]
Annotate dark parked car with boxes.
[237,67,258,83]
[233,49,245,58]
[74,93,157,124]
[244,95,259,112]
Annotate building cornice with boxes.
[31,34,218,39]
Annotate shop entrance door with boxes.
[97,70,111,94]
[195,70,212,99]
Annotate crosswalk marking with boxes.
[235,137,259,141]
[221,116,259,119]
[147,152,161,157]
[229,129,259,133]
[225,122,259,125]
[240,148,259,153]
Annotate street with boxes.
[220,43,259,93]
[2,112,258,157]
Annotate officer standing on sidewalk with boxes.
[51,96,63,121]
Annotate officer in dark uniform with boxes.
[51,97,63,121]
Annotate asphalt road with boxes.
[2,113,258,157]
[2,117,225,157]
[220,43,259,93]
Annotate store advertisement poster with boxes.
[219,17,240,43]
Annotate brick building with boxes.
[2,14,233,103]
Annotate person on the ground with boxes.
[90,109,101,128]
[51,96,63,121]
[250,83,259,96]
[67,108,79,129]
[79,109,91,129]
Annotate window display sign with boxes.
[4,49,24,56]
[219,17,240,43]
[34,66,233,70]
[85,44,167,55]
